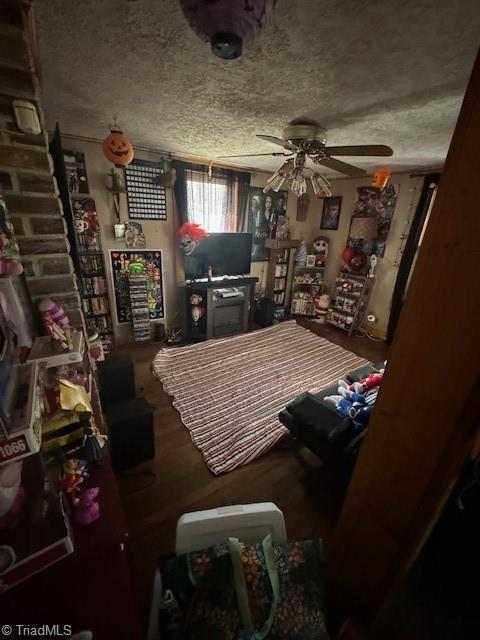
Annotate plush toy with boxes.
[339,372,383,395]
[338,387,366,404]
[342,246,355,265]
[312,236,329,265]
[349,252,367,273]
[38,298,75,351]
[314,293,330,322]
[73,487,100,526]
[178,222,208,255]
[348,403,373,430]
[324,390,373,431]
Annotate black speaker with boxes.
[106,397,155,471]
[253,297,274,327]
[98,352,135,410]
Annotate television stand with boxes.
[181,276,258,341]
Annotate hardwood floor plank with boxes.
[114,321,388,629]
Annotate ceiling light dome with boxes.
[178,0,277,60]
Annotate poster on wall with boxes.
[63,150,89,194]
[124,222,146,248]
[347,185,399,257]
[110,250,164,323]
[247,187,288,261]
[72,198,101,252]
[320,196,342,230]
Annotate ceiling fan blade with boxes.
[324,144,393,157]
[256,134,298,151]
[316,156,367,177]
[216,152,291,159]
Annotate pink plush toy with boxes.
[38,298,70,326]
[73,487,100,526]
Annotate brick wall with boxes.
[0,0,82,325]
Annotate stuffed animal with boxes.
[348,403,373,430]
[339,372,383,394]
[314,293,330,322]
[312,236,329,265]
[38,298,75,351]
[324,392,373,431]
[73,487,100,526]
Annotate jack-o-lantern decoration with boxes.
[102,127,134,165]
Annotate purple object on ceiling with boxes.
[178,0,277,59]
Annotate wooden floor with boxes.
[116,321,388,631]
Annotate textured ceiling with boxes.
[35,0,480,175]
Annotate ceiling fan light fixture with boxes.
[263,174,286,193]
[311,173,332,198]
[289,175,307,197]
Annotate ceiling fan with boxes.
[218,120,393,197]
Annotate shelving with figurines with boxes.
[291,236,329,317]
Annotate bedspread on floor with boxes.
[153,321,368,475]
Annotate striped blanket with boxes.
[152,321,368,475]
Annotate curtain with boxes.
[236,171,251,232]
[172,160,250,232]
[172,160,189,226]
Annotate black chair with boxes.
[279,362,384,469]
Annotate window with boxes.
[185,170,238,233]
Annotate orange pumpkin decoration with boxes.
[102,127,134,165]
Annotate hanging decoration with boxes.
[296,193,310,221]
[102,124,134,166]
[152,156,177,189]
[105,169,126,240]
[371,169,391,188]
[178,0,277,60]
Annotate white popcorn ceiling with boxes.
[35,0,480,176]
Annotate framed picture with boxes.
[124,222,146,248]
[110,250,165,323]
[247,187,288,262]
[320,196,342,230]
[306,255,316,268]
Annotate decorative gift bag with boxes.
[158,535,330,640]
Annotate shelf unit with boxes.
[71,196,114,354]
[265,238,300,321]
[49,128,114,355]
[291,264,326,317]
[326,272,375,335]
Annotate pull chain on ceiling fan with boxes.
[218,120,393,197]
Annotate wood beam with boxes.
[327,48,480,625]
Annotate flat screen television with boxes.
[184,232,252,280]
